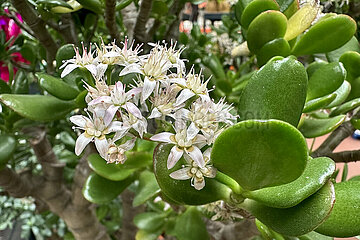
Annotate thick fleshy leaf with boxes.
[306,61,328,78]
[174,207,210,240]
[299,115,346,138]
[76,0,103,14]
[87,154,135,181]
[153,144,231,205]
[326,36,360,62]
[292,14,357,56]
[283,0,298,18]
[243,157,335,208]
[211,120,308,191]
[303,93,337,113]
[0,135,16,169]
[284,2,319,41]
[275,0,295,12]
[55,43,75,69]
[315,181,360,237]
[256,38,291,66]
[135,229,161,240]
[241,181,335,236]
[339,51,360,79]
[240,0,279,28]
[351,118,360,130]
[299,231,333,240]
[329,98,360,116]
[326,81,351,108]
[306,62,346,100]
[134,212,166,232]
[238,57,307,127]
[247,10,287,53]
[0,80,11,94]
[0,94,77,121]
[36,73,79,100]
[255,219,286,240]
[133,170,160,207]
[82,173,133,204]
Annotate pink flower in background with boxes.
[0,8,29,82]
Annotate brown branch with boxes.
[0,167,32,198]
[11,0,58,72]
[133,0,153,45]
[105,0,121,44]
[164,0,185,42]
[312,121,355,157]
[59,14,78,44]
[324,150,360,163]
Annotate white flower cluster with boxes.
[64,39,237,190]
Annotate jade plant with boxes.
[1,0,360,239]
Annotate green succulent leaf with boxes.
[306,62,346,101]
[153,144,231,205]
[326,36,360,62]
[339,52,360,100]
[36,73,79,100]
[292,14,356,56]
[56,44,75,69]
[239,57,307,127]
[240,0,279,29]
[315,181,360,237]
[330,98,360,116]
[134,212,166,232]
[133,170,160,207]
[76,0,103,14]
[247,10,287,53]
[255,219,285,240]
[326,81,351,108]
[256,38,291,66]
[82,173,133,204]
[0,135,16,169]
[211,120,308,191]
[243,157,335,208]
[298,231,333,240]
[275,0,296,12]
[174,207,210,240]
[0,80,11,94]
[241,181,335,236]
[303,93,337,113]
[0,94,77,121]
[299,115,346,138]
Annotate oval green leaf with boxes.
[326,81,351,108]
[241,181,335,236]
[174,207,210,240]
[0,80,11,94]
[240,0,279,29]
[56,44,75,69]
[303,93,337,113]
[82,173,133,204]
[134,212,166,232]
[239,57,307,127]
[306,62,346,101]
[329,98,360,116]
[37,73,79,100]
[292,14,357,56]
[339,51,360,79]
[0,135,16,169]
[0,94,77,121]
[87,153,135,181]
[211,120,308,191]
[256,38,291,66]
[247,10,287,53]
[133,170,160,207]
[243,157,335,208]
[299,115,346,138]
[153,144,231,205]
[326,36,360,62]
[315,181,360,237]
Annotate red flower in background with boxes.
[0,8,29,82]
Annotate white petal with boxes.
[113,126,130,141]
[169,78,186,86]
[108,121,123,132]
[203,148,212,163]
[95,63,108,79]
[85,64,97,76]
[204,166,217,178]
[169,167,192,180]
[95,137,108,158]
[103,51,120,58]
[104,105,120,125]
[148,107,162,119]
[127,87,142,99]
[88,96,112,105]
[186,146,205,168]
[187,122,199,141]
[124,102,142,119]
[119,63,143,76]
[61,64,78,78]
[167,146,183,169]
[193,134,207,145]
[175,89,195,106]
[120,138,136,151]
[150,132,174,143]
[194,177,205,190]
[141,77,157,102]
[70,115,89,127]
[75,133,92,156]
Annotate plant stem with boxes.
[215,171,243,195]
